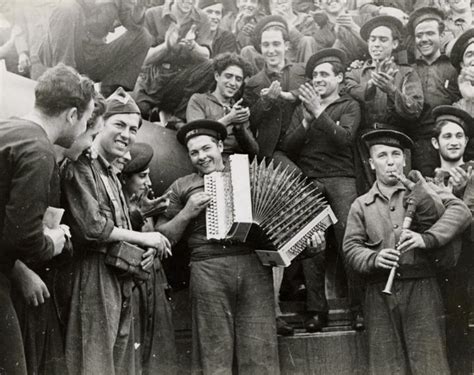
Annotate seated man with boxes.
[186,52,258,156]
[39,0,152,96]
[343,128,471,374]
[430,105,474,375]
[156,120,279,374]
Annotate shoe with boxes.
[305,313,327,333]
[276,317,294,336]
[352,312,365,331]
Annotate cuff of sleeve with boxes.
[368,252,378,272]
[421,233,439,249]
[99,219,115,242]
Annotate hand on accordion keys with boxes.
[305,230,326,254]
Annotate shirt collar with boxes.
[264,61,293,79]
[364,180,406,205]
[415,53,450,66]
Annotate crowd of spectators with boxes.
[1,0,474,374]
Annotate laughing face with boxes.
[187,135,224,175]
[432,122,468,163]
[261,28,288,70]
[96,113,140,163]
[414,20,441,61]
[368,26,398,62]
[214,65,244,100]
[311,62,342,99]
[204,3,223,31]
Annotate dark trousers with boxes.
[190,254,279,375]
[0,272,27,375]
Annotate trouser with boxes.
[365,278,449,375]
[190,254,279,375]
[0,272,27,375]
[303,177,361,313]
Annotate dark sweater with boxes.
[281,94,361,178]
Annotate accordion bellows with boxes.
[204,154,337,267]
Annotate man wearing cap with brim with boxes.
[343,127,471,374]
[243,15,306,159]
[407,7,461,178]
[450,27,474,163]
[156,119,279,374]
[62,87,171,375]
[281,48,364,331]
[118,142,178,374]
[430,104,474,375]
[345,15,424,193]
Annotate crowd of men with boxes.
[1,0,474,374]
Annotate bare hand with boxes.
[12,263,50,306]
[134,188,171,218]
[397,229,426,253]
[348,59,364,71]
[261,81,282,100]
[241,22,255,36]
[141,247,156,271]
[183,192,211,219]
[449,165,472,194]
[226,98,250,124]
[139,232,171,253]
[371,71,397,95]
[335,13,358,31]
[18,52,31,73]
[165,24,180,50]
[306,230,326,252]
[375,248,400,269]
[298,82,322,118]
[44,226,66,256]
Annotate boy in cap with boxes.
[243,15,306,159]
[0,64,95,374]
[62,88,171,375]
[407,7,461,177]
[345,15,424,192]
[281,48,363,331]
[156,120,279,375]
[450,27,474,162]
[343,128,471,374]
[430,105,474,375]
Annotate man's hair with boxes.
[35,63,95,119]
[262,25,289,42]
[432,120,466,139]
[415,19,445,35]
[328,61,345,78]
[87,93,107,129]
[213,52,253,78]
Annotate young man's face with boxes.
[312,62,342,98]
[237,0,259,17]
[96,113,140,163]
[59,99,95,148]
[414,20,442,61]
[64,115,104,161]
[461,43,474,68]
[175,0,194,14]
[270,0,292,17]
[448,0,470,13]
[123,168,152,197]
[320,0,345,15]
[215,65,244,99]
[369,144,405,186]
[261,29,287,70]
[204,3,223,31]
[431,122,468,163]
[187,135,224,175]
[368,26,398,61]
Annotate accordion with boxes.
[204,154,337,267]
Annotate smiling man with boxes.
[62,88,171,375]
[156,119,279,374]
[406,7,461,178]
[281,48,363,331]
[343,127,471,374]
[186,52,258,155]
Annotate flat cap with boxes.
[407,7,445,36]
[305,48,347,78]
[122,142,154,175]
[362,128,414,150]
[433,105,474,137]
[450,28,474,71]
[253,15,288,53]
[177,119,227,145]
[360,15,404,41]
[104,87,142,126]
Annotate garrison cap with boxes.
[407,7,445,36]
[104,87,142,126]
[305,48,347,78]
[122,142,154,175]
[177,119,227,145]
[360,15,404,41]
[450,28,474,71]
[253,15,288,53]
[362,128,414,150]
[198,0,221,9]
[433,105,474,137]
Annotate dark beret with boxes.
[122,142,154,175]
[360,15,404,42]
[407,7,445,36]
[433,105,474,138]
[252,15,289,53]
[198,0,221,9]
[104,87,142,126]
[305,48,347,79]
[177,119,227,145]
[362,128,414,150]
[450,28,474,71]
